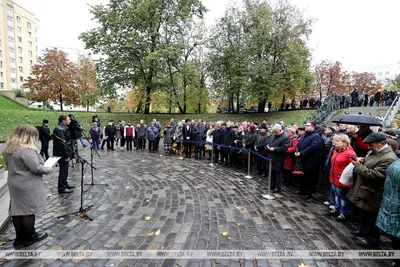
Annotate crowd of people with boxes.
[2,113,399,266]
[341,89,398,108]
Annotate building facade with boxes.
[0,0,39,91]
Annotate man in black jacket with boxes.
[182,119,193,158]
[39,119,52,160]
[53,115,74,194]
[265,124,289,193]
[212,121,224,163]
[105,120,117,151]
[255,124,270,175]
[222,121,235,166]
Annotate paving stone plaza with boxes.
[0,145,395,267]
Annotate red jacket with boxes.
[284,135,298,170]
[329,147,357,188]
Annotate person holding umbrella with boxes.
[351,124,372,157]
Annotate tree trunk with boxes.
[198,102,201,114]
[144,85,151,114]
[258,93,266,113]
[236,92,240,114]
[136,99,143,113]
[59,94,63,111]
[169,90,172,113]
[183,77,188,114]
[87,100,90,112]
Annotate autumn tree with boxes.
[24,48,78,111]
[314,60,350,100]
[351,72,381,95]
[79,0,207,114]
[76,55,99,112]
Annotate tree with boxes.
[24,48,78,111]
[351,72,381,95]
[314,60,350,100]
[76,55,99,112]
[79,0,207,114]
[208,2,248,113]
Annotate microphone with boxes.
[51,134,67,143]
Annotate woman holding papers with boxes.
[2,125,53,247]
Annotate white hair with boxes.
[272,124,282,131]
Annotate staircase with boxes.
[0,170,10,231]
[325,106,390,126]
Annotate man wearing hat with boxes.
[39,119,52,160]
[347,132,397,248]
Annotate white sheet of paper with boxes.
[44,157,61,168]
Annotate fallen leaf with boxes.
[145,216,151,221]
[154,229,161,236]
[44,181,50,184]
[298,263,309,267]
[222,232,228,236]
[54,246,63,250]
[0,258,7,263]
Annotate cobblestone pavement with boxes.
[0,143,395,267]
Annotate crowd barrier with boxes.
[180,140,276,200]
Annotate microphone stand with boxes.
[53,134,95,221]
[80,130,108,190]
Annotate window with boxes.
[17,26,21,33]
[28,41,32,47]
[8,37,14,43]
[0,50,2,57]
[0,61,2,67]
[0,83,4,89]
[29,60,33,67]
[29,69,32,75]
[18,37,22,43]
[27,22,32,28]
[9,47,15,53]
[0,72,3,77]
[8,26,14,33]
[18,57,23,63]
[385,71,390,76]
[10,68,16,73]
[7,16,13,22]
[7,4,13,11]
[378,72,383,76]
[18,47,22,53]
[28,51,33,57]
[11,78,16,84]
[16,16,21,23]
[28,31,32,38]
[19,66,23,72]
[10,58,15,63]
[19,76,24,82]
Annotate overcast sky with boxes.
[14,0,400,71]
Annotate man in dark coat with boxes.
[222,121,235,166]
[265,124,289,193]
[39,119,52,160]
[182,119,193,158]
[53,115,74,194]
[295,121,324,200]
[105,120,117,151]
[255,124,270,175]
[351,89,359,107]
[193,120,207,159]
[212,121,224,163]
[138,120,146,150]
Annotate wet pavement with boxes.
[0,143,395,267]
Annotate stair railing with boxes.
[382,95,400,127]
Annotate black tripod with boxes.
[81,130,108,190]
[53,135,95,221]
[57,153,95,221]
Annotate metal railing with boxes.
[382,96,399,127]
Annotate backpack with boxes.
[90,126,100,138]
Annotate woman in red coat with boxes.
[283,128,298,186]
[329,134,357,222]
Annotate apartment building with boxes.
[0,0,39,91]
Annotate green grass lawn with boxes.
[0,96,314,142]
